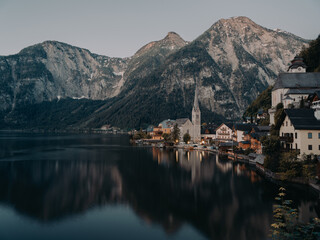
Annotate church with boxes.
[176,87,201,143]
[269,56,320,125]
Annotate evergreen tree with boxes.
[171,124,180,143]
[300,34,320,72]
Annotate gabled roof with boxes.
[175,118,191,127]
[284,109,320,130]
[252,126,271,132]
[216,123,233,131]
[233,123,253,132]
[273,73,320,90]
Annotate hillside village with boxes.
[130,55,320,184]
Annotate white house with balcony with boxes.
[215,123,233,142]
[279,108,320,158]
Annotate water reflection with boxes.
[0,160,123,221]
[0,133,319,240]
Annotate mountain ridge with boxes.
[0,17,310,129]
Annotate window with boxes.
[286,121,288,126]
[318,133,320,139]
[308,145,312,150]
[319,145,320,151]
[308,133,312,139]
[295,132,297,139]
[295,144,297,149]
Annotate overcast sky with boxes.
[0,0,319,57]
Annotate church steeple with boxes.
[193,86,199,111]
[287,56,306,73]
[192,85,201,142]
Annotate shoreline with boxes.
[148,143,320,195]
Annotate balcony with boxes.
[279,136,293,143]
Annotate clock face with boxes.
[298,67,302,71]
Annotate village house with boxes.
[269,57,320,125]
[158,119,176,135]
[152,126,163,140]
[239,126,270,154]
[279,108,320,158]
[233,123,253,143]
[215,123,233,142]
[201,127,216,144]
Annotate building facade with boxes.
[279,108,320,157]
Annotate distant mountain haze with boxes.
[0,17,308,129]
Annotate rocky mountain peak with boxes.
[163,31,187,46]
[211,16,266,35]
[134,32,187,58]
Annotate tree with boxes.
[171,124,180,143]
[132,129,147,140]
[183,132,191,143]
[299,34,320,72]
[274,103,285,131]
[261,135,281,172]
[279,152,302,180]
[162,133,171,142]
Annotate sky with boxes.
[0,0,319,58]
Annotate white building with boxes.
[279,108,320,158]
[215,123,233,142]
[269,57,320,125]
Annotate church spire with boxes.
[192,84,201,143]
[193,85,199,111]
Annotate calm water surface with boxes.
[0,132,319,240]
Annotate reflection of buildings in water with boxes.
[151,148,216,184]
[176,149,215,184]
[0,148,319,240]
[215,157,233,173]
[152,147,171,165]
[233,163,262,183]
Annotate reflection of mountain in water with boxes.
[0,147,319,240]
[120,149,272,240]
[0,160,123,221]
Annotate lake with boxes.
[0,132,319,240]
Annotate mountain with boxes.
[88,17,308,128]
[0,41,128,111]
[0,17,309,129]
